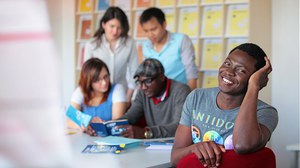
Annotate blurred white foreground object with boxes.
[0,0,71,167]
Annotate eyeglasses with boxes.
[135,76,157,87]
[93,74,110,83]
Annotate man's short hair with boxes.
[139,7,165,25]
[134,58,165,79]
[229,43,267,70]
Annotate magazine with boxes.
[81,144,126,154]
[65,105,92,127]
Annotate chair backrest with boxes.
[177,147,276,168]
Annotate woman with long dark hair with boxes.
[84,7,138,103]
[67,58,127,129]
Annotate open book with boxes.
[90,119,129,137]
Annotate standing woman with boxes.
[67,58,127,129]
[84,7,138,102]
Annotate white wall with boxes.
[47,0,75,107]
[271,0,299,167]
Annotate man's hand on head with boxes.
[248,57,272,91]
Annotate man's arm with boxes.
[118,90,144,124]
[180,34,198,90]
[117,91,146,138]
[233,57,273,154]
[171,125,193,165]
[188,79,197,90]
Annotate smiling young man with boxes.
[139,7,198,90]
[117,58,191,138]
[171,43,278,167]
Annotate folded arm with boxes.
[233,57,272,154]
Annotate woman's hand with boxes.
[80,124,96,136]
[82,117,105,136]
[91,116,105,123]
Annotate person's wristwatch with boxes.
[144,127,153,139]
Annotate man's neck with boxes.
[153,30,168,52]
[216,92,245,110]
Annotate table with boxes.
[66,131,172,168]
[286,143,300,168]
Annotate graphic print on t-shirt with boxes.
[192,125,201,143]
[192,109,235,145]
[224,134,234,150]
[203,130,223,145]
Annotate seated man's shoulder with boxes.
[257,99,277,112]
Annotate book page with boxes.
[201,39,223,70]
[95,0,110,12]
[178,0,198,6]
[225,0,248,3]
[201,0,222,4]
[146,145,172,150]
[134,10,147,39]
[77,15,92,41]
[94,136,142,145]
[201,5,223,37]
[202,71,218,88]
[226,38,247,55]
[78,0,93,13]
[163,8,176,32]
[226,4,249,36]
[156,0,176,7]
[114,0,131,11]
[179,7,199,38]
[134,0,153,8]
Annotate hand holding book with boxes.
[90,119,129,137]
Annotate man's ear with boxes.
[162,21,167,29]
[159,74,166,82]
[101,22,106,29]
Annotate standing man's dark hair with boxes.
[139,7,166,25]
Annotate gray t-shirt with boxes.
[180,87,278,150]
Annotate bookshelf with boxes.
[74,0,271,88]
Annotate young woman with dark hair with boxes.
[67,58,127,130]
